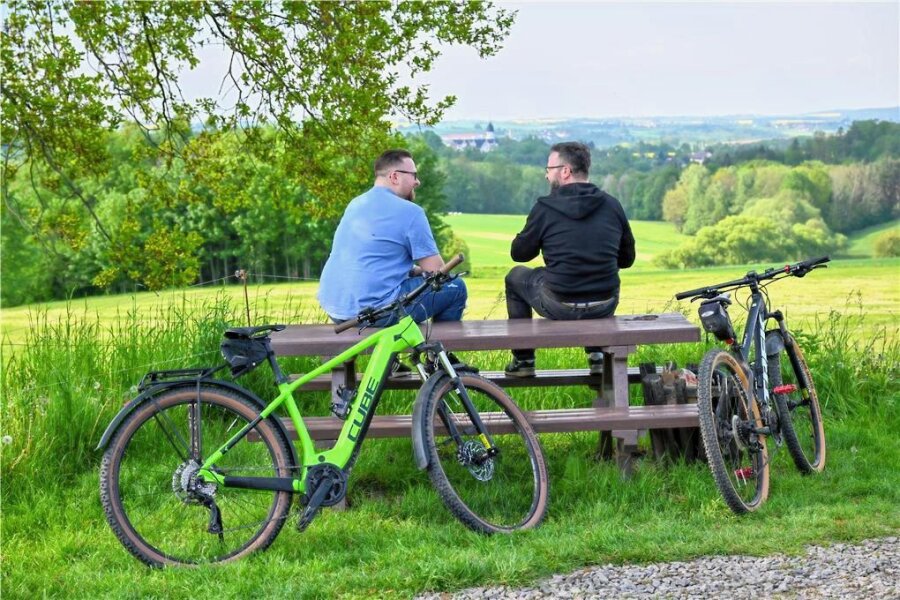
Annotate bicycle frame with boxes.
[727,285,797,432]
[197,315,427,494]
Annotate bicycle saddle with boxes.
[224,324,286,339]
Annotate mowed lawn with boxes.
[444,213,688,268]
[841,218,899,259]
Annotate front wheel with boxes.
[768,332,826,473]
[422,373,549,533]
[99,386,294,566]
[697,350,770,514]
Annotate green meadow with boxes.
[2,215,898,598]
[3,216,895,344]
[841,219,900,259]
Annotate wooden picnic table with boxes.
[269,313,701,474]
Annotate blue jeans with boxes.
[333,276,467,327]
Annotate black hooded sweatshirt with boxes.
[510,182,635,301]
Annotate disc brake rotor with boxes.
[457,440,494,482]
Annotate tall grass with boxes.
[2,295,898,597]
[2,293,896,499]
[0,291,320,496]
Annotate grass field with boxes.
[2,214,898,597]
[3,256,895,347]
[444,214,689,275]
[841,218,900,258]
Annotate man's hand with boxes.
[409,265,424,277]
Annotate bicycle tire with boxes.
[768,333,826,473]
[422,373,549,533]
[99,386,294,566]
[697,349,770,514]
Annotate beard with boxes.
[549,179,560,192]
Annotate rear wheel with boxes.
[697,350,770,514]
[768,332,826,473]
[422,373,549,533]
[99,386,294,566]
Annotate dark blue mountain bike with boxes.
[675,257,828,514]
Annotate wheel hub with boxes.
[172,459,217,504]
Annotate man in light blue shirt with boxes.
[318,149,466,326]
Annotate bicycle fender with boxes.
[765,330,785,357]
[95,380,299,468]
[411,371,451,470]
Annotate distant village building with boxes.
[441,122,498,152]
[690,150,712,165]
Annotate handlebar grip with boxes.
[439,253,465,275]
[334,317,359,334]
[802,256,830,268]
[675,286,709,300]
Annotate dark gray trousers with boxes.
[505,266,619,361]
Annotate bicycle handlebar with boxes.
[674,256,830,301]
[334,316,360,334]
[333,254,465,334]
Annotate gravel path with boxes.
[418,537,898,599]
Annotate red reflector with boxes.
[773,384,797,394]
[734,467,754,480]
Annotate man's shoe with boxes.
[390,358,413,377]
[504,357,535,378]
[424,352,479,375]
[588,352,604,376]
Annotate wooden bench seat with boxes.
[256,404,700,441]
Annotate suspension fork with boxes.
[414,342,498,453]
[771,311,813,403]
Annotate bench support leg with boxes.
[595,346,640,475]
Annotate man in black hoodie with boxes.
[504,142,636,377]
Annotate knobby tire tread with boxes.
[422,373,549,534]
[768,335,826,474]
[697,350,770,514]
[99,386,294,567]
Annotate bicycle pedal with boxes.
[296,505,319,533]
[773,384,797,394]
[330,385,355,420]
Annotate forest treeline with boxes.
[2,120,898,306]
[432,120,899,267]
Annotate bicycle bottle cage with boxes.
[698,297,736,342]
[220,329,274,378]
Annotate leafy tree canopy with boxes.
[2,0,515,288]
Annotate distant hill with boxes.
[401,107,900,148]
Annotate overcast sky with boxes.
[413,1,899,120]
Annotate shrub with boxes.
[654,215,846,269]
[873,229,900,257]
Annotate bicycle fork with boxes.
[413,343,499,461]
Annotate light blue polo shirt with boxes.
[317,186,440,320]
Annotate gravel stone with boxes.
[417,537,899,600]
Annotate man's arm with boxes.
[510,206,543,262]
[416,254,444,273]
[617,209,636,269]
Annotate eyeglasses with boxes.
[545,165,566,173]
[394,169,419,179]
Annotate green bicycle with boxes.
[98,255,549,566]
